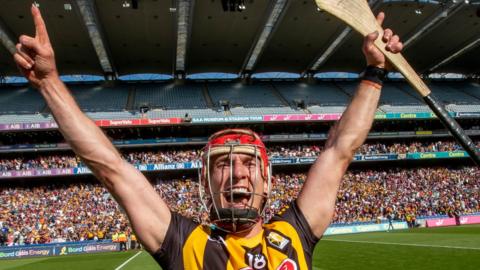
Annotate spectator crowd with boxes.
[1,140,478,172]
[1,166,479,246]
[0,184,129,246]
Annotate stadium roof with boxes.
[0,0,479,79]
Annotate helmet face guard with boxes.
[198,129,272,234]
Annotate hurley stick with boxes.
[315,0,480,165]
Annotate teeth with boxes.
[230,187,249,194]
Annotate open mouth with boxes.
[223,187,253,207]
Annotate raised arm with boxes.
[13,5,170,252]
[296,12,404,238]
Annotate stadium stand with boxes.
[1,140,476,172]
[429,83,480,105]
[447,104,480,113]
[134,83,208,110]
[0,114,54,124]
[145,108,223,118]
[458,82,480,99]
[379,83,424,106]
[1,81,480,125]
[0,86,45,114]
[69,84,129,112]
[1,167,478,245]
[229,106,299,116]
[273,82,350,106]
[207,82,285,108]
[84,111,139,120]
[336,81,434,113]
[308,105,346,113]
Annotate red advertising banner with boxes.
[141,118,182,125]
[0,118,183,131]
[459,215,480,225]
[263,114,342,122]
[97,118,182,127]
[425,218,457,228]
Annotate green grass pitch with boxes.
[1,225,479,270]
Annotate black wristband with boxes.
[360,65,388,86]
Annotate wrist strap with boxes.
[360,65,388,86]
[361,80,382,90]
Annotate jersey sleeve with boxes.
[273,200,320,253]
[151,212,199,269]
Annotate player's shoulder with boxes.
[266,200,320,242]
[169,211,205,234]
[265,203,297,230]
[152,212,209,267]
[269,202,297,222]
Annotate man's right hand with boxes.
[14,4,58,89]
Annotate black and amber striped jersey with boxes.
[152,201,319,270]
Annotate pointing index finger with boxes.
[31,4,51,44]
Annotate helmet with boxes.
[199,128,271,233]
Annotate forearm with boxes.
[38,77,121,183]
[39,77,171,250]
[297,13,404,237]
[326,81,381,158]
[298,81,381,237]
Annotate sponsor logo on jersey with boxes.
[267,231,289,250]
[277,258,298,270]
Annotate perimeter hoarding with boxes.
[55,243,118,256]
[0,151,469,179]
[263,114,342,122]
[324,222,408,235]
[192,116,263,123]
[0,168,74,178]
[459,215,480,225]
[0,117,182,131]
[0,246,53,259]
[422,215,480,227]
[0,122,58,131]
[425,218,457,228]
[0,242,119,260]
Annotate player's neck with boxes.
[230,220,264,239]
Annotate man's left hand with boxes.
[362,12,404,70]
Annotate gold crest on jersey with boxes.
[266,231,289,250]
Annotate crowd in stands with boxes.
[0,155,82,172]
[355,141,465,155]
[0,184,128,246]
[333,167,480,223]
[1,140,478,172]
[1,167,478,246]
[125,150,201,165]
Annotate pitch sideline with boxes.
[114,251,143,270]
